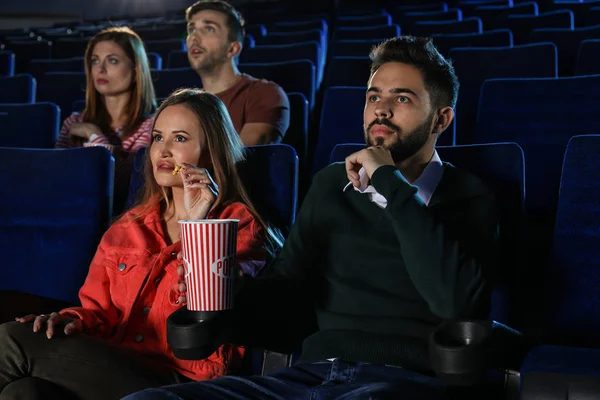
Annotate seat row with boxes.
[4,134,600,397]
[0,143,299,305]
[3,71,600,226]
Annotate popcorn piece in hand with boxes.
[172,165,183,175]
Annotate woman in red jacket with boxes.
[0,89,281,400]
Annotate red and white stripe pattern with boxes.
[180,220,239,311]
[55,113,153,152]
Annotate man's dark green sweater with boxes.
[234,161,499,374]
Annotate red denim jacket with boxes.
[60,201,267,381]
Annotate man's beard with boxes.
[364,113,435,163]
[190,46,229,73]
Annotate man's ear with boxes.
[433,107,455,135]
[227,41,242,59]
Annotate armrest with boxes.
[429,320,533,386]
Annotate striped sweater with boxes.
[55,112,154,153]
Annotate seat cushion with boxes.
[520,345,600,400]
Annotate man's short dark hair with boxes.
[185,0,245,44]
[369,36,459,110]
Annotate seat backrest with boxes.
[0,102,60,148]
[258,29,323,47]
[474,2,538,28]
[437,142,526,324]
[394,3,448,13]
[0,147,114,303]
[256,29,324,72]
[450,43,558,145]
[136,25,185,42]
[243,34,256,50]
[240,42,319,66]
[333,24,401,40]
[329,142,526,324]
[476,75,600,227]
[530,25,600,76]
[270,19,328,35]
[329,39,382,58]
[53,37,91,59]
[546,0,600,26]
[27,57,85,80]
[336,13,392,28]
[146,52,162,70]
[240,60,316,109]
[398,8,463,29]
[585,7,600,26]
[37,71,86,116]
[459,0,512,15]
[127,144,299,235]
[313,86,365,175]
[283,92,308,171]
[545,135,600,345]
[410,17,483,36]
[324,56,370,88]
[506,10,574,44]
[575,38,600,76]
[410,8,462,20]
[167,50,189,69]
[152,67,202,99]
[145,39,186,61]
[336,8,387,17]
[5,41,52,73]
[431,29,513,56]
[503,2,538,16]
[239,144,299,235]
[329,143,363,164]
[245,24,267,38]
[240,42,322,87]
[0,51,16,77]
[0,73,36,104]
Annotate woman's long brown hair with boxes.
[83,26,156,139]
[133,88,283,253]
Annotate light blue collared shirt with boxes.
[343,150,444,208]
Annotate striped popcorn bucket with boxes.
[179,219,239,311]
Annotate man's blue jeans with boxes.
[123,358,448,400]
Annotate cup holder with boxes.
[429,320,530,386]
[433,320,491,348]
[167,307,229,360]
[429,320,493,386]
